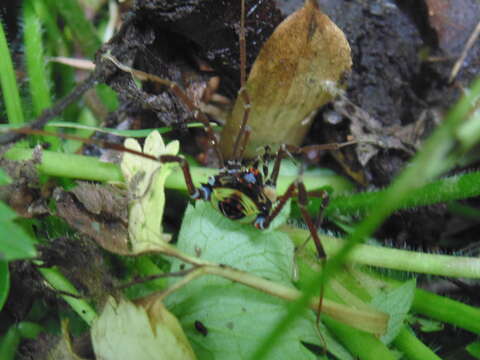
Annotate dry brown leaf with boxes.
[54,187,131,255]
[220,0,351,158]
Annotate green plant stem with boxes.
[285,227,480,279]
[0,21,24,125]
[328,171,480,216]
[38,267,96,326]
[412,288,480,334]
[8,147,480,212]
[322,316,396,360]
[5,148,123,182]
[393,326,441,360]
[3,148,352,194]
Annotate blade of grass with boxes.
[23,0,60,149]
[53,0,101,57]
[328,170,480,216]
[0,21,24,125]
[38,267,97,326]
[32,0,67,55]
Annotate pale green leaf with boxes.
[92,297,196,360]
[372,279,416,344]
[121,131,180,252]
[166,202,352,360]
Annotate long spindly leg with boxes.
[102,53,224,165]
[295,183,330,350]
[232,0,252,160]
[158,154,198,198]
[262,179,326,259]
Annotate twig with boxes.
[449,20,480,83]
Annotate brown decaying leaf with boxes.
[220,0,351,158]
[54,185,131,255]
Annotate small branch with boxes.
[144,247,388,335]
[449,20,480,83]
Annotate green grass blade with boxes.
[23,0,52,115]
[53,0,101,56]
[0,21,24,125]
[23,0,61,149]
[328,170,480,216]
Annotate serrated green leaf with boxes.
[166,202,352,360]
[372,279,416,344]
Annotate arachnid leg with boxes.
[158,154,197,198]
[232,0,251,161]
[103,54,224,164]
[262,178,327,259]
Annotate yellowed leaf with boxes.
[121,130,180,253]
[220,0,352,158]
[91,297,196,360]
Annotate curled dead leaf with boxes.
[53,187,131,255]
[220,0,352,158]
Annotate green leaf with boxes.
[0,168,12,186]
[166,202,352,360]
[0,325,21,360]
[0,259,9,311]
[467,341,480,359]
[371,279,416,344]
[414,317,443,333]
[0,202,37,261]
